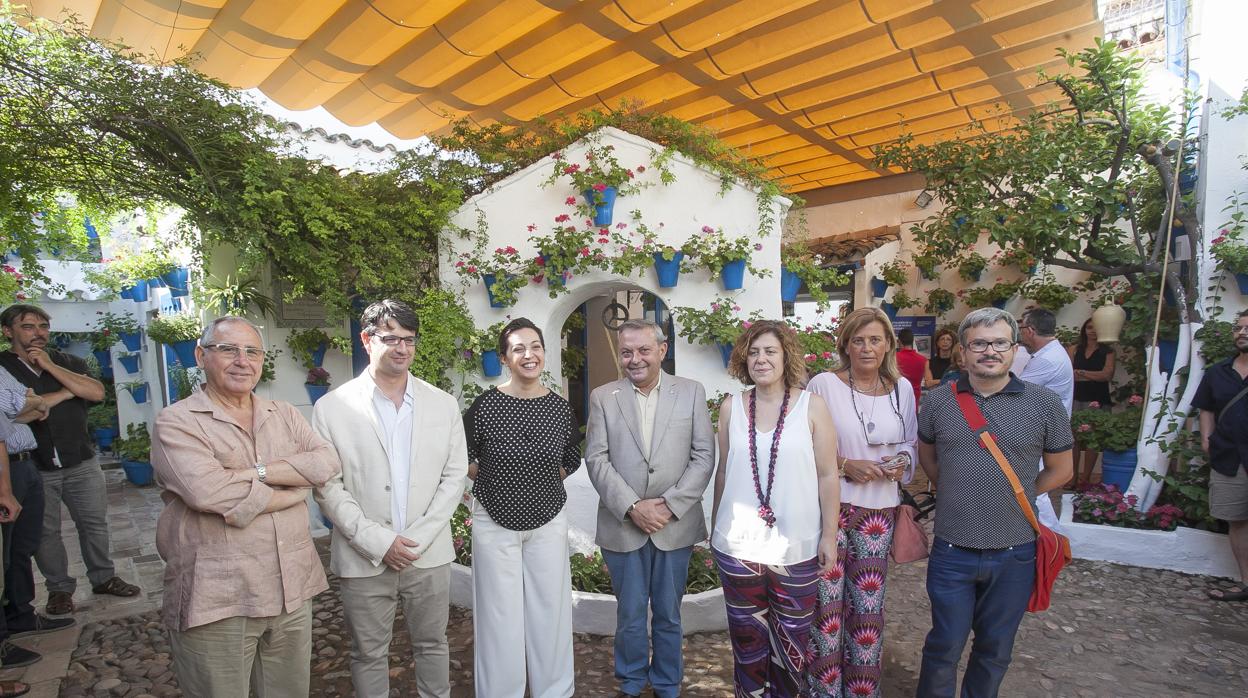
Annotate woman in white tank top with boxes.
[710,321,841,698]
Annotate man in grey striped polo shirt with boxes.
[915,308,1073,698]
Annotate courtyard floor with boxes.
[2,469,1246,697]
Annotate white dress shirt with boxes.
[368,374,415,533]
[1019,337,1075,531]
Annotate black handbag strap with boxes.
[1219,385,1248,427]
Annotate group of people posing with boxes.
[1,298,1080,698]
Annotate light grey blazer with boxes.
[584,373,715,553]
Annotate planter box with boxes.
[449,562,726,635]
[1059,494,1238,578]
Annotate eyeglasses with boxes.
[1233,325,1248,335]
[372,333,417,347]
[965,339,1016,353]
[202,343,266,361]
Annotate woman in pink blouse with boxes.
[803,307,918,698]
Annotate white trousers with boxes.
[471,503,575,698]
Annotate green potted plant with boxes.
[671,300,761,367]
[474,321,508,378]
[1211,228,1248,293]
[286,328,350,370]
[118,380,149,404]
[1072,395,1145,492]
[199,273,276,317]
[891,288,921,311]
[914,252,941,280]
[780,243,850,306]
[530,220,599,296]
[114,423,154,486]
[925,288,956,315]
[545,142,647,225]
[146,313,202,367]
[88,402,119,451]
[790,318,839,375]
[877,258,908,288]
[956,251,988,282]
[958,279,1022,309]
[454,244,533,308]
[685,226,766,290]
[85,249,176,301]
[996,247,1038,274]
[94,311,142,351]
[1022,272,1078,310]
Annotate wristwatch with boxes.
[254,462,268,483]
[626,501,638,515]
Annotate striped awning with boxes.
[28,0,1102,193]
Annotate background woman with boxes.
[925,328,958,388]
[937,345,964,386]
[803,308,918,698]
[463,318,582,698]
[1069,318,1116,489]
[711,321,840,697]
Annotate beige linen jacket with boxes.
[312,372,467,578]
[584,373,715,553]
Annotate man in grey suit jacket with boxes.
[313,300,467,698]
[585,319,715,698]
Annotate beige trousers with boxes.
[168,600,312,698]
[339,563,451,698]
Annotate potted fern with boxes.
[146,314,202,367]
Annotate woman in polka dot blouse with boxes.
[462,317,582,698]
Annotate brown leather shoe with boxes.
[91,576,140,597]
[45,591,74,615]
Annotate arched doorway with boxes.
[560,287,676,428]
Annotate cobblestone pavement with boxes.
[6,470,1248,696]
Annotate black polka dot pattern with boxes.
[463,387,584,531]
[918,375,1075,549]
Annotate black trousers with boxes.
[2,456,46,639]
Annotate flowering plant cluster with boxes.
[671,298,761,347]
[790,318,839,375]
[546,143,646,204]
[684,226,765,279]
[1211,228,1248,274]
[1022,272,1078,310]
[994,247,1037,273]
[914,251,941,280]
[781,243,850,307]
[305,367,331,386]
[957,279,1022,307]
[90,311,140,352]
[956,251,988,281]
[1071,394,1144,452]
[1072,482,1185,530]
[925,288,956,315]
[449,502,720,592]
[891,288,920,310]
[0,264,31,305]
[530,221,602,296]
[1074,277,1130,306]
[877,259,908,287]
[453,244,528,305]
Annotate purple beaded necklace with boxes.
[747,386,791,528]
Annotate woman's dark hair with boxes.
[1076,318,1092,353]
[498,317,544,356]
[727,320,807,388]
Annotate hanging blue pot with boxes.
[539,255,568,292]
[147,277,166,289]
[305,383,330,404]
[720,259,747,291]
[1236,273,1248,295]
[481,349,502,378]
[1178,169,1197,194]
[481,273,515,308]
[310,342,329,368]
[1100,450,1138,493]
[122,461,154,486]
[119,286,133,300]
[120,331,142,352]
[881,302,899,321]
[991,298,1008,310]
[93,427,117,452]
[1157,339,1178,374]
[582,186,618,226]
[161,267,190,297]
[127,282,149,303]
[716,342,734,368]
[780,268,802,302]
[126,383,149,404]
[118,354,140,374]
[870,277,888,298]
[92,350,112,378]
[170,340,198,368]
[653,252,683,288]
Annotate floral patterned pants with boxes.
[805,505,896,698]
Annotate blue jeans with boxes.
[917,538,1036,698]
[601,542,693,698]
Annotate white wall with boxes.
[441,126,791,403]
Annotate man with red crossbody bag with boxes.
[914,308,1074,698]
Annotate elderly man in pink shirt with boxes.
[151,316,340,697]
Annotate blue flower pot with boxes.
[118,354,140,374]
[881,302,899,321]
[1235,272,1248,295]
[870,277,888,298]
[582,185,618,226]
[1157,339,1178,374]
[147,277,166,289]
[305,383,330,404]
[720,259,747,291]
[1100,449,1138,493]
[122,460,155,487]
[126,383,149,404]
[310,342,328,368]
[991,298,1007,310]
[653,252,683,288]
[171,340,198,368]
[716,342,734,368]
[127,282,149,303]
[160,267,190,298]
[539,256,568,292]
[481,349,502,378]
[92,350,112,378]
[780,268,802,302]
[119,331,142,352]
[93,427,117,451]
[481,273,515,308]
[119,286,133,300]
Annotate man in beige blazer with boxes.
[584,319,715,698]
[313,300,467,698]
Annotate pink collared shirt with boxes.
[151,390,340,631]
